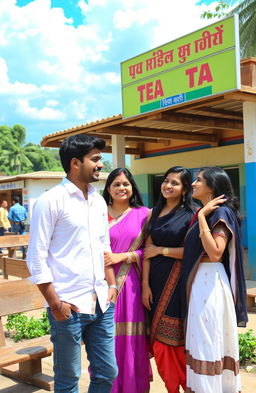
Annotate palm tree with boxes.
[201,0,256,58]
[0,125,33,174]
[230,0,256,57]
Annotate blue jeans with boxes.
[12,223,26,235]
[47,301,117,393]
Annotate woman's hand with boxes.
[198,194,227,218]
[144,244,160,259]
[104,252,124,266]
[142,283,153,310]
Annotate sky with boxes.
[0,0,233,146]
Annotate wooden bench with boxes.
[0,234,30,259]
[0,278,53,390]
[246,288,256,312]
[1,257,30,279]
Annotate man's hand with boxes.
[107,287,118,305]
[51,301,80,321]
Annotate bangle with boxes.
[50,301,63,312]
[199,229,211,238]
[126,252,132,264]
[109,284,118,291]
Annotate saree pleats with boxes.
[186,263,241,393]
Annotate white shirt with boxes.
[26,178,111,314]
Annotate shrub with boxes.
[239,329,256,365]
[6,311,50,342]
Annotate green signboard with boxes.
[121,15,240,118]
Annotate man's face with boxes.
[77,149,104,184]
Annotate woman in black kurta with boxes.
[142,166,194,393]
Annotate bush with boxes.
[6,311,50,342]
[239,329,256,365]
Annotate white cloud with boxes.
[17,99,65,121]
[0,57,38,95]
[105,72,120,84]
[113,0,221,45]
[70,100,88,120]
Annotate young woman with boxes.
[181,167,248,393]
[142,166,194,393]
[103,168,152,393]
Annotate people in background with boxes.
[142,166,194,393]
[103,168,152,393]
[0,200,11,253]
[8,196,27,234]
[181,166,248,393]
[27,134,118,393]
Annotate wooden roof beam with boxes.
[174,95,226,111]
[100,126,218,143]
[103,146,139,155]
[157,112,243,130]
[88,134,158,143]
[182,106,243,119]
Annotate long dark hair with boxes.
[102,168,144,207]
[147,166,194,234]
[199,166,241,225]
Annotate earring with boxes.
[129,195,135,204]
[109,195,112,205]
[180,194,185,207]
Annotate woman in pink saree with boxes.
[103,168,151,393]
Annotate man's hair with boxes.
[59,134,106,173]
[12,196,20,204]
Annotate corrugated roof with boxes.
[0,171,109,183]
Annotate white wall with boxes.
[25,177,107,224]
[25,178,63,223]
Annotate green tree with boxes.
[24,144,63,172]
[101,159,113,173]
[0,124,63,175]
[0,125,33,175]
[201,0,256,58]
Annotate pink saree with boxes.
[109,206,151,393]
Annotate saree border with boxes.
[115,321,145,336]
[150,260,183,346]
[186,350,240,376]
[115,218,147,298]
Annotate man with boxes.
[8,196,27,234]
[26,134,118,393]
[0,200,11,253]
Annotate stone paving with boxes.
[0,272,255,392]
[1,312,255,393]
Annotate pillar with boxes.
[243,102,256,279]
[111,135,125,169]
